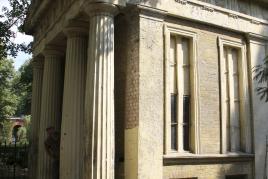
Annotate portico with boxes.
[26,1,125,179]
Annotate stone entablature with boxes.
[25,0,268,57]
[25,0,126,56]
[128,0,268,19]
[198,0,268,19]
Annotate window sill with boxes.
[163,153,254,165]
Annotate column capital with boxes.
[32,57,44,69]
[64,20,89,38]
[83,2,120,17]
[42,45,65,58]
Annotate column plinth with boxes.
[60,25,88,179]
[84,3,118,179]
[28,57,44,179]
[37,47,64,179]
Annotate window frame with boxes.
[218,37,252,154]
[164,25,200,155]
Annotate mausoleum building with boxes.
[25,0,268,179]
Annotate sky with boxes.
[1,0,33,70]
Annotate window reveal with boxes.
[169,35,191,152]
[219,38,252,154]
[223,47,241,152]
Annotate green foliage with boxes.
[0,115,31,144]
[0,58,18,121]
[13,59,33,116]
[0,120,13,143]
[253,56,268,102]
[23,115,31,143]
[0,0,31,58]
[17,126,27,144]
[0,58,32,144]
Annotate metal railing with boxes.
[0,141,28,179]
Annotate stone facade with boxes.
[25,0,268,179]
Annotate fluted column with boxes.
[28,57,44,179]
[37,48,64,179]
[60,24,88,179]
[84,3,118,179]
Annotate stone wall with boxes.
[138,11,165,179]
[116,8,165,179]
[163,161,253,179]
[131,9,254,179]
[115,10,140,179]
[166,16,245,154]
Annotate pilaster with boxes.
[37,47,64,179]
[28,57,44,179]
[83,3,118,179]
[246,35,268,179]
[60,24,88,179]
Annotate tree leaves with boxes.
[13,59,33,116]
[0,0,31,58]
[253,55,268,102]
[0,58,32,122]
[0,58,17,121]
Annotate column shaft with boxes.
[37,53,64,179]
[28,59,43,179]
[60,29,87,179]
[84,11,116,179]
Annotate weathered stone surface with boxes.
[248,38,268,179]
[163,161,253,179]
[60,27,88,179]
[26,0,268,178]
[114,11,140,179]
[28,58,43,179]
[83,3,117,179]
[37,50,64,179]
[138,13,164,179]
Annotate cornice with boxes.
[137,5,167,22]
[25,0,127,34]
[135,0,268,37]
[187,0,268,25]
[246,32,268,40]
[24,0,53,34]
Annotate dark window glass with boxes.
[171,125,177,150]
[171,94,177,123]
[171,93,178,150]
[183,95,190,151]
[226,175,247,179]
